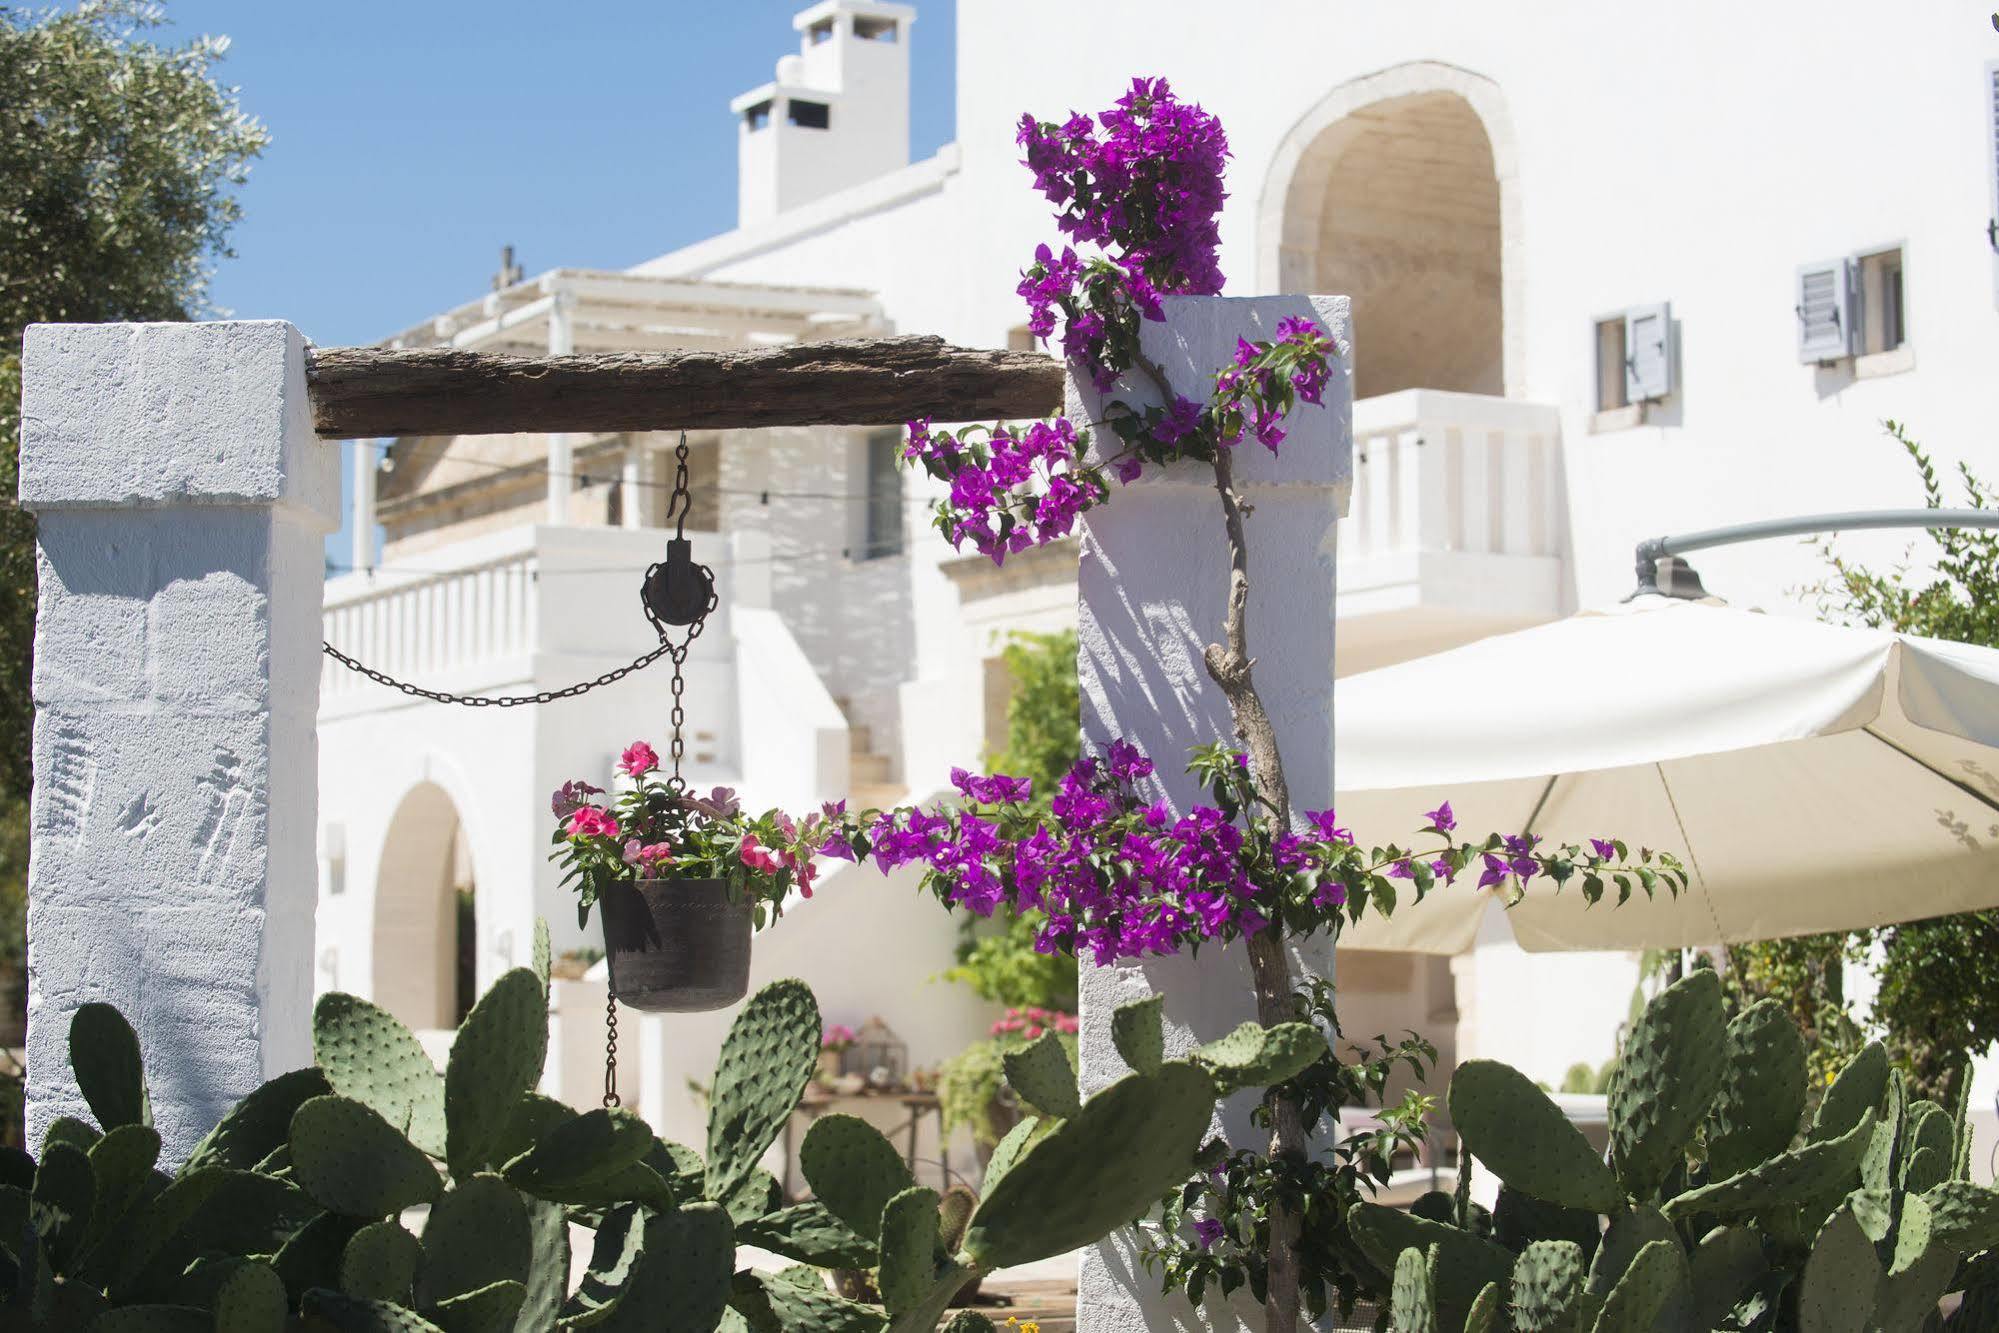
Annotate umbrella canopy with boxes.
[1333,596,1999,953]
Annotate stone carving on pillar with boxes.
[1070,294,1352,1331]
[18,321,338,1161]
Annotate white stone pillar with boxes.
[546,290,576,523]
[351,438,377,571]
[619,438,648,529]
[18,321,338,1161]
[1071,295,1352,1332]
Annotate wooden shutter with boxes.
[1796,258,1855,362]
[1622,303,1673,402]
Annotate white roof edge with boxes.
[793,0,918,32]
[728,81,847,115]
[633,144,961,280]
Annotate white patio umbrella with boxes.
[1332,595,1999,953]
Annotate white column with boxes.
[546,290,576,523]
[18,321,338,1162]
[351,438,377,571]
[1070,295,1352,1333]
[619,438,647,529]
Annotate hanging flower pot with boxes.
[598,877,753,1012]
[550,740,866,1017]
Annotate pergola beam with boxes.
[306,335,1062,439]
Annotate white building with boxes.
[317,0,1999,1174]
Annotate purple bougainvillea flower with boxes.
[1193,1217,1225,1250]
[1477,853,1509,890]
[1590,837,1617,861]
[1424,801,1456,834]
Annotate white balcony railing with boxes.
[322,534,540,702]
[1341,390,1565,622]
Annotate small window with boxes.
[854,16,898,41]
[744,100,773,132]
[1796,247,1907,364]
[1858,247,1905,355]
[788,99,831,130]
[862,432,904,559]
[1593,319,1627,412]
[807,17,836,44]
[1593,303,1672,412]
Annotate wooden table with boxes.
[780,1089,944,1195]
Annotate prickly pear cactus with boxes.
[1450,1060,1622,1214]
[1706,998,1807,1180]
[1188,1019,1326,1096]
[1608,968,1727,1200]
[1388,1244,1437,1333]
[1001,1030,1081,1118]
[704,978,819,1205]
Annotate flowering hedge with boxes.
[902,78,1342,565]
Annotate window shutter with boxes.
[1796,258,1855,362]
[1986,61,1999,308]
[1622,302,1673,402]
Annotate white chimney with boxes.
[731,0,916,227]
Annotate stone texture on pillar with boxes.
[19,321,337,1162]
[1071,295,1352,1331]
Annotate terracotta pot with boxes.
[600,878,752,1013]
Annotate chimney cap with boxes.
[790,0,917,35]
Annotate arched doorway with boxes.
[1261,64,1518,399]
[372,782,478,1032]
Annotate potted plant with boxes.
[819,1023,856,1084]
[550,740,856,1012]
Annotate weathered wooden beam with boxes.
[306,335,1063,439]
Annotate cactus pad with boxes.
[1810,1042,1887,1143]
[301,1288,448,1331]
[939,1314,995,1333]
[736,1200,877,1270]
[1586,1206,1673,1297]
[1494,1185,1600,1260]
[591,1203,734,1333]
[340,1221,420,1303]
[1111,994,1164,1075]
[513,1197,569,1333]
[314,992,447,1159]
[1592,1238,1688,1333]
[1684,1225,1766,1329]
[1462,1281,1504,1333]
[1347,1201,1514,1321]
[1002,1031,1081,1118]
[1922,1179,1999,1253]
[977,1115,1044,1197]
[1707,999,1807,1181]
[735,1265,888,1333]
[1662,1109,1873,1222]
[1390,1245,1438,1332]
[501,1106,667,1208]
[213,1260,287,1333]
[444,969,549,1180]
[1803,1207,1880,1333]
[1450,1060,1622,1213]
[1189,1020,1326,1096]
[705,979,819,1205]
[1609,968,1726,1200]
[425,1278,526,1332]
[937,1184,977,1253]
[799,1112,915,1241]
[185,1067,332,1172]
[290,1096,443,1218]
[417,1173,530,1306]
[1512,1239,1587,1331]
[558,1204,644,1328]
[68,1002,150,1131]
[877,1185,943,1314]
[965,1062,1213,1269]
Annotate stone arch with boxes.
[1257,62,1522,398]
[371,779,479,1031]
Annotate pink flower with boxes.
[621,839,674,871]
[685,787,741,819]
[618,741,659,778]
[566,806,620,840]
[550,780,603,819]
[739,834,782,876]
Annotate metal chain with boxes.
[603,994,620,1107]
[321,638,677,707]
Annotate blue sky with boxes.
[143,1,956,562]
[162,0,958,346]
